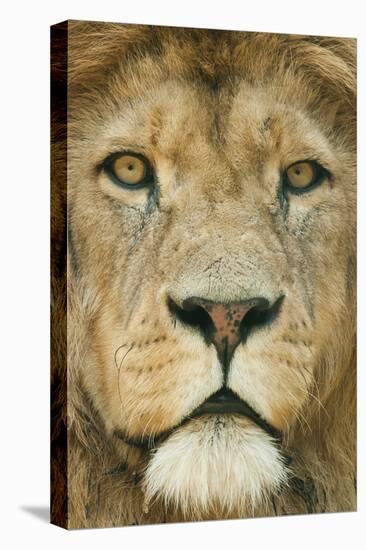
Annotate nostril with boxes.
[239,295,284,342]
[167,297,215,341]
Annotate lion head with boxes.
[51,22,356,528]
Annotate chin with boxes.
[143,415,289,519]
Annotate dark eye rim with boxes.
[102,151,155,190]
[282,159,331,195]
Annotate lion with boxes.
[50,21,356,529]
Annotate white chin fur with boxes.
[143,416,288,518]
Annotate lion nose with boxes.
[168,296,284,369]
[192,299,264,359]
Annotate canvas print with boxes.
[51,21,356,529]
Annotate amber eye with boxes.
[103,153,153,189]
[284,160,328,193]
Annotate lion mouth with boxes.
[114,388,281,450]
[189,388,281,441]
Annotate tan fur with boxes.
[51,22,356,528]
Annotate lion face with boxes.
[68,31,356,518]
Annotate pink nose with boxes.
[168,294,283,376]
[176,296,272,367]
[192,299,263,362]
[202,302,254,352]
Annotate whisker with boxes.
[114,343,135,407]
[114,343,128,370]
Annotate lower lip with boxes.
[191,402,251,417]
[190,401,281,441]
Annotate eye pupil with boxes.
[284,160,324,192]
[104,153,153,189]
[284,160,330,194]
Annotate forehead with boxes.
[69,29,351,181]
[69,25,355,146]
[95,52,309,131]
[78,73,334,180]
